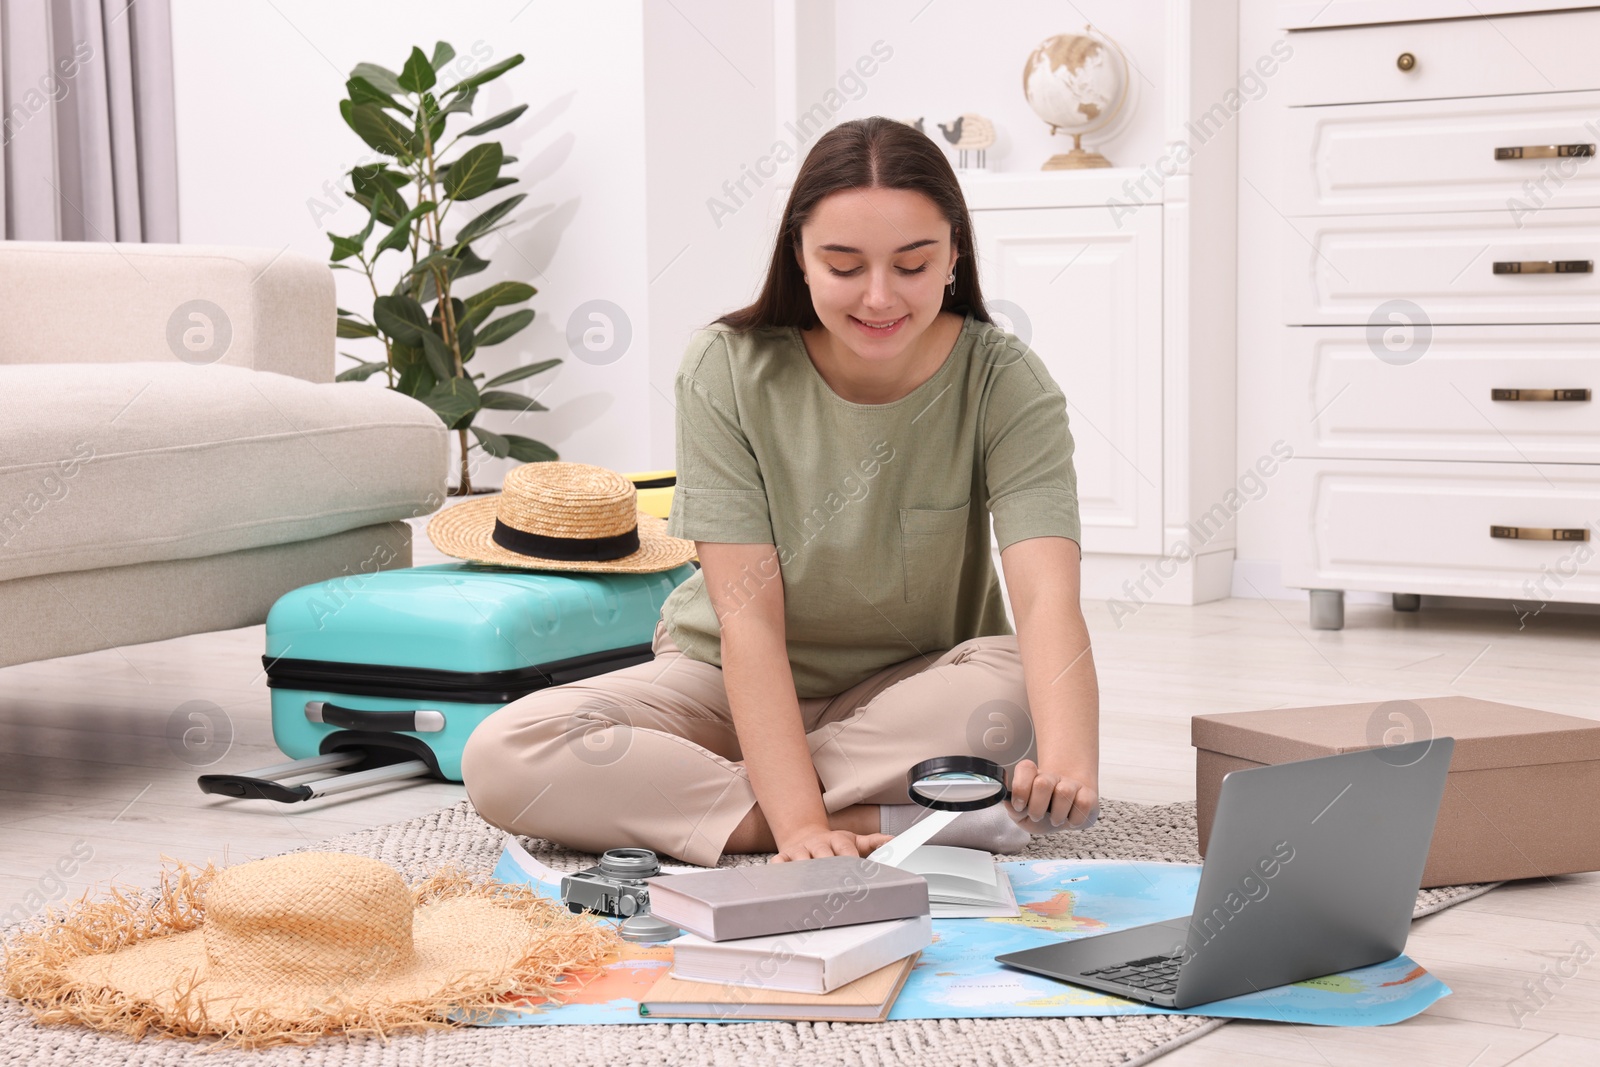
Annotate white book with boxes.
[668,913,932,995]
[889,845,1021,917]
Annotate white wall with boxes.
[1233,0,1321,600]
[641,0,783,470]
[168,0,1198,507]
[169,0,652,485]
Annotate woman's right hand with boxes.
[771,826,892,864]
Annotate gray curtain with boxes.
[1,0,179,241]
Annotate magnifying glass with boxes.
[868,755,1008,867]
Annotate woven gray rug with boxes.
[1,798,1498,1066]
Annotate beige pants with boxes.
[461,617,1037,866]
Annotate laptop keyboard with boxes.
[1079,952,1183,995]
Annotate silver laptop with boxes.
[995,737,1453,1009]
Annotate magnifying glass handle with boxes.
[867,808,961,868]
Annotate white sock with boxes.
[878,803,1032,854]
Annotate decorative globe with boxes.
[1022,28,1132,169]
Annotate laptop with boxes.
[995,737,1453,1009]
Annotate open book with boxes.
[888,845,1020,917]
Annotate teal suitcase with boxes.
[198,561,697,802]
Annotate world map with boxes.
[485,852,1449,1027]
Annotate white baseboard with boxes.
[990,542,1234,608]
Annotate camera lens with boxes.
[598,847,660,878]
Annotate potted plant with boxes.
[327,41,558,495]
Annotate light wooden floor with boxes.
[2,536,1597,1064]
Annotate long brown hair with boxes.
[716,116,992,333]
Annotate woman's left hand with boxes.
[1004,758,1099,833]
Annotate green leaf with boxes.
[474,308,534,348]
[440,85,477,116]
[398,46,437,93]
[455,244,491,279]
[346,75,406,113]
[354,194,380,245]
[351,62,405,96]
[484,358,561,388]
[500,433,558,462]
[470,425,510,457]
[443,143,503,200]
[342,101,413,158]
[419,331,458,380]
[372,295,430,346]
[459,305,493,335]
[374,199,436,256]
[374,183,410,230]
[336,359,389,382]
[460,281,536,332]
[396,359,435,398]
[423,376,480,429]
[452,193,525,248]
[464,281,537,314]
[405,251,463,286]
[439,153,516,172]
[445,54,524,96]
[337,317,379,339]
[417,91,440,124]
[351,163,409,190]
[433,297,467,331]
[478,389,548,412]
[328,233,364,262]
[417,244,487,304]
[430,41,457,71]
[462,104,528,137]
[349,166,409,225]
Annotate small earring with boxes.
[946,268,956,296]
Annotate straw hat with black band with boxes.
[2,851,624,1048]
[427,461,697,574]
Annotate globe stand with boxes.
[1042,131,1111,170]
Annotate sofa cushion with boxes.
[0,363,448,582]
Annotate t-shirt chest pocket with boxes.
[899,501,972,603]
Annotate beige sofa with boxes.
[0,241,449,669]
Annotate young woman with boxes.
[462,116,1099,866]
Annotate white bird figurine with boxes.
[937,113,996,169]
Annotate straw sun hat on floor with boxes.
[2,851,624,1048]
[427,461,697,574]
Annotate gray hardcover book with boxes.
[644,856,930,942]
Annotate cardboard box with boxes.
[1192,696,1600,887]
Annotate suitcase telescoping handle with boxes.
[305,700,446,733]
[196,702,445,803]
[197,752,433,803]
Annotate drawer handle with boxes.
[1490,526,1590,541]
[1491,388,1591,402]
[1494,144,1595,161]
[1396,52,1416,72]
[1492,260,1593,274]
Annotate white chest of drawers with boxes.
[1274,4,1600,628]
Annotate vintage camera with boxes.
[560,847,661,918]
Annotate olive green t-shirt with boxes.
[661,311,1081,698]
